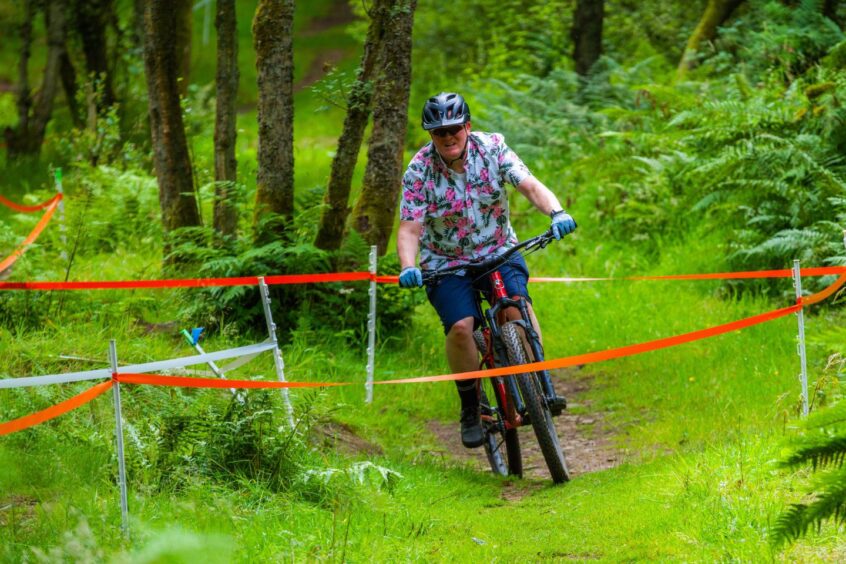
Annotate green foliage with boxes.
[773,395,846,546]
[713,0,845,82]
[413,0,571,88]
[171,215,422,343]
[131,389,314,492]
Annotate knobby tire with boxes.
[501,322,570,483]
[476,331,522,478]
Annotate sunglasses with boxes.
[431,125,464,138]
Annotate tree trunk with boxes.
[350,0,415,255]
[677,0,746,77]
[60,45,83,129]
[571,0,604,76]
[73,0,116,108]
[824,0,842,28]
[142,0,201,247]
[213,0,240,242]
[314,0,392,251]
[253,0,295,243]
[5,0,67,157]
[174,0,193,97]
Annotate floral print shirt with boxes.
[399,132,532,270]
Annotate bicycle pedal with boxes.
[548,395,567,417]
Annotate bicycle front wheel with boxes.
[501,321,570,483]
[477,331,522,478]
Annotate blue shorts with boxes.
[425,253,532,335]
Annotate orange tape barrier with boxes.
[0,271,372,291]
[801,272,846,306]
[0,194,61,213]
[0,195,62,273]
[531,266,846,283]
[114,303,804,388]
[2,266,842,291]
[0,380,112,436]
[2,271,844,436]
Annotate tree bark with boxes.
[824,0,842,28]
[314,0,392,251]
[677,0,746,77]
[73,0,116,108]
[213,0,240,242]
[350,0,415,255]
[174,0,193,97]
[571,0,604,76]
[5,0,67,157]
[142,0,201,246]
[253,0,295,242]
[59,47,83,129]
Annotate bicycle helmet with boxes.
[421,92,471,130]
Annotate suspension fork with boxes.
[512,298,557,401]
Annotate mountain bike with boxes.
[422,230,570,483]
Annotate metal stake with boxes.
[180,329,243,403]
[366,246,377,403]
[53,168,68,262]
[258,277,294,426]
[793,260,809,417]
[109,340,130,537]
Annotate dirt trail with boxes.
[294,0,357,92]
[427,368,625,492]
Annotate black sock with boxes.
[456,380,478,409]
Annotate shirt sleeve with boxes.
[399,159,427,223]
[492,133,532,186]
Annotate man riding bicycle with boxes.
[397,92,577,448]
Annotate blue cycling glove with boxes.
[399,266,423,288]
[550,210,577,240]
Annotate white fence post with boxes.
[366,246,377,403]
[53,168,68,262]
[109,340,130,538]
[258,276,294,426]
[792,260,809,417]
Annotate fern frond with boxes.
[772,465,846,546]
[781,436,846,470]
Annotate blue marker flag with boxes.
[190,327,204,346]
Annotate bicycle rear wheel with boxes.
[501,321,570,483]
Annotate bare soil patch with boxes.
[300,0,356,36]
[312,421,383,457]
[294,0,358,92]
[427,368,625,498]
[0,495,39,528]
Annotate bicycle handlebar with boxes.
[421,229,556,284]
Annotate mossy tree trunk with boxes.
[174,0,192,97]
[571,0,604,77]
[213,0,240,243]
[677,0,746,78]
[4,0,67,157]
[314,0,393,252]
[59,44,83,129]
[350,0,415,255]
[253,0,295,243]
[142,0,201,253]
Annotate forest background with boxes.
[2,0,846,560]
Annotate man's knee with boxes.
[447,317,475,341]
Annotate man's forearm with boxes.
[397,221,421,269]
[517,176,563,215]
